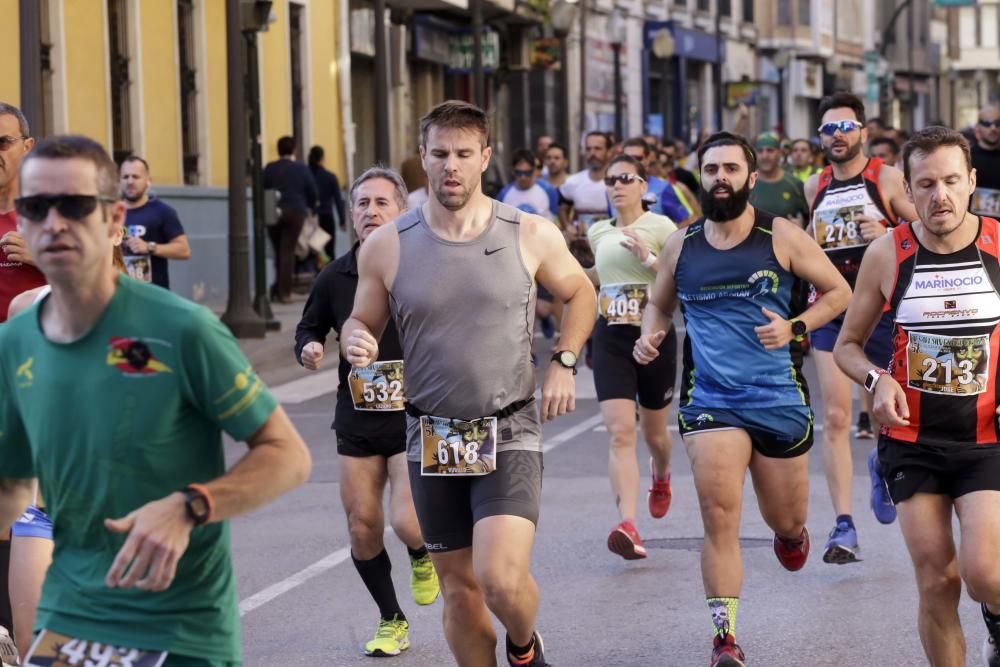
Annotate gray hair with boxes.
[349,166,409,211]
[0,103,30,138]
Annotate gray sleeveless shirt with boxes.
[390,200,541,459]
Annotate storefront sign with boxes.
[449,30,500,72]
[530,37,562,70]
[643,21,722,63]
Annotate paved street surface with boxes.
[229,306,984,666]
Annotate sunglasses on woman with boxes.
[15,194,118,222]
[604,173,645,187]
[817,120,863,137]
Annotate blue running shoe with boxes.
[822,520,860,564]
[868,448,897,525]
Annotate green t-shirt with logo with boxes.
[749,171,811,227]
[0,276,278,662]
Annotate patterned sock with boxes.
[707,597,739,640]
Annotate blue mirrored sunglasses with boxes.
[817,120,863,137]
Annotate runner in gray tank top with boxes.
[342,101,597,667]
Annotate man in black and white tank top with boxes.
[341,101,597,667]
[803,92,918,563]
[834,125,1000,667]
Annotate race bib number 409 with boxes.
[25,630,167,667]
[906,331,989,396]
[349,360,405,411]
[420,415,497,476]
[599,282,649,326]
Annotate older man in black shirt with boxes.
[294,166,438,657]
[263,135,317,303]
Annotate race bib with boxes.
[972,188,1000,217]
[420,415,497,476]
[123,256,152,283]
[599,282,649,326]
[812,204,873,251]
[906,331,989,395]
[25,630,167,667]
[349,360,405,412]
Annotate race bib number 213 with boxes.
[25,629,167,667]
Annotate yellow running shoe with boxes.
[410,552,440,605]
[364,616,410,657]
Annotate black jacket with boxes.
[294,243,405,440]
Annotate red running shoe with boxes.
[648,458,672,519]
[710,634,746,667]
[773,525,810,572]
[607,520,647,560]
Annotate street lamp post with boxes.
[373,0,390,162]
[221,0,266,338]
[550,0,579,146]
[608,9,627,141]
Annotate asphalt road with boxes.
[228,328,986,667]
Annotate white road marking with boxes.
[542,413,605,453]
[270,369,340,404]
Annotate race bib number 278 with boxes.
[25,629,167,667]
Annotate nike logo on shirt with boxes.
[484,247,506,256]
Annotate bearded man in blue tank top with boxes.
[835,126,1000,667]
[804,93,919,557]
[341,101,597,667]
[634,132,851,667]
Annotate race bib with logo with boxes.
[906,331,989,395]
[812,204,876,251]
[123,256,152,283]
[598,282,649,325]
[972,188,1000,217]
[420,415,497,476]
[25,630,167,667]
[349,360,405,412]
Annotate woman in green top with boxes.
[586,155,680,560]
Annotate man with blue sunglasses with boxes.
[971,105,1000,219]
[803,92,918,566]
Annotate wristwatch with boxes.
[789,318,807,342]
[183,485,212,525]
[864,368,889,394]
[148,241,158,256]
[551,350,578,375]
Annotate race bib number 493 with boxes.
[906,331,989,396]
[349,360,405,412]
[599,282,649,326]
[25,629,167,667]
[420,415,497,476]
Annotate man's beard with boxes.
[433,182,473,211]
[981,133,1000,149]
[823,138,863,164]
[586,157,605,171]
[700,180,752,222]
[123,189,147,203]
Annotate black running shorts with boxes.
[592,318,677,410]
[878,436,1000,504]
[407,449,543,552]
[337,432,406,458]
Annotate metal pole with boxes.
[777,67,785,134]
[221,0,265,338]
[373,0,390,163]
[472,0,485,107]
[714,9,723,131]
[613,43,623,141]
[246,32,279,331]
[19,0,43,136]
[907,0,915,133]
[579,0,588,158]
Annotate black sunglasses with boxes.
[604,173,645,187]
[512,169,534,178]
[980,119,1000,129]
[15,194,118,222]
[0,135,27,151]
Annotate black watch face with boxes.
[791,320,807,336]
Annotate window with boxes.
[719,0,731,16]
[177,0,199,184]
[289,3,305,159]
[107,0,133,163]
[777,0,791,25]
[697,0,710,11]
[798,0,810,25]
[742,0,754,23]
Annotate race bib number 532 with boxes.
[906,331,989,396]
[599,282,649,326]
[420,415,497,476]
[349,360,405,411]
[25,629,167,667]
